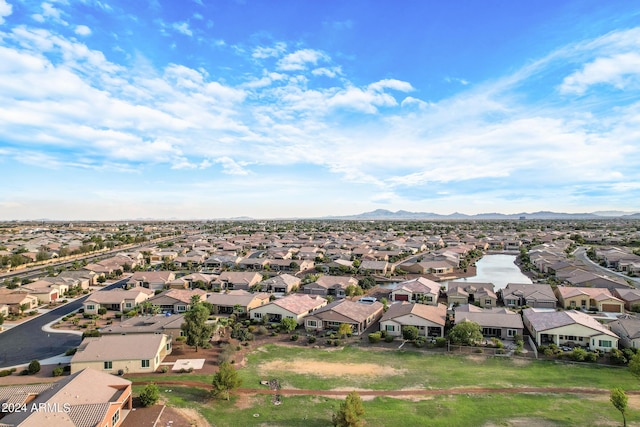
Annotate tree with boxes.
[402,325,420,341]
[181,303,213,352]
[628,353,640,378]
[0,313,4,326]
[610,387,628,427]
[27,360,41,375]
[448,321,483,346]
[211,361,242,400]
[338,323,353,339]
[139,383,160,407]
[358,276,376,290]
[332,391,365,427]
[280,317,297,333]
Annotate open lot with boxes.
[130,344,640,426]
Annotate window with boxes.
[507,329,517,337]
[125,303,132,308]
[485,299,491,305]
[599,340,612,348]
[177,305,186,312]
[307,320,317,327]
[385,325,395,332]
[141,359,150,368]
[103,361,112,370]
[254,312,262,318]
[166,342,171,351]
[570,301,576,307]
[426,296,433,302]
[87,305,95,310]
[581,299,587,307]
[111,409,120,426]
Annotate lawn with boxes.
[132,344,640,426]
[155,387,638,426]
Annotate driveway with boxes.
[0,279,128,368]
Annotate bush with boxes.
[255,326,268,336]
[0,369,12,377]
[290,334,299,341]
[402,326,419,341]
[27,360,41,375]
[435,337,447,348]
[495,348,505,355]
[52,367,64,377]
[160,366,169,373]
[82,329,100,338]
[585,352,598,362]
[609,348,627,365]
[139,383,160,407]
[97,307,107,315]
[414,337,426,348]
[569,348,587,362]
[368,332,381,343]
[307,335,317,344]
[473,348,483,354]
[384,334,395,343]
[64,348,77,356]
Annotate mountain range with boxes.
[325,209,640,220]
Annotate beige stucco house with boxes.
[379,302,447,338]
[523,308,619,352]
[250,294,327,324]
[83,288,154,315]
[555,286,624,313]
[71,334,172,374]
[390,277,441,305]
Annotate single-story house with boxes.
[453,305,524,340]
[613,288,640,311]
[216,272,262,290]
[207,290,270,315]
[501,283,557,309]
[522,308,619,352]
[555,286,624,313]
[100,313,185,338]
[0,368,132,427]
[304,299,384,335]
[147,289,207,314]
[390,277,441,305]
[379,302,447,338]
[0,291,39,314]
[83,288,154,315]
[447,282,496,308]
[250,294,327,324]
[71,334,172,375]
[358,260,391,275]
[20,279,68,303]
[608,315,640,349]
[127,271,176,291]
[255,274,301,293]
[302,276,358,298]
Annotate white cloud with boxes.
[0,0,12,25]
[277,48,329,71]
[311,66,342,78]
[74,24,91,36]
[215,157,250,175]
[252,42,287,59]
[560,52,640,95]
[172,21,193,37]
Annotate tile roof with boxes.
[71,334,167,362]
[523,308,617,337]
[380,302,447,326]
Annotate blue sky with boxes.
[1,0,640,220]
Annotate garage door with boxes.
[602,304,621,313]
[394,294,409,301]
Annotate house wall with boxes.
[532,323,617,351]
[250,304,301,323]
[447,295,468,306]
[380,314,444,337]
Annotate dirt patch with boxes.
[510,357,532,366]
[170,407,211,427]
[259,360,406,377]
[483,418,560,427]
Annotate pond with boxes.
[448,254,532,291]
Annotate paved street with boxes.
[0,279,127,369]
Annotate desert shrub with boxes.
[473,348,483,354]
[52,367,64,377]
[495,348,505,355]
[435,337,447,348]
[585,352,598,362]
[255,326,268,336]
[0,370,12,377]
[384,334,395,343]
[380,330,387,338]
[569,348,587,362]
[160,366,169,373]
[290,334,299,341]
[64,348,77,356]
[82,329,100,338]
[609,348,627,365]
[414,336,426,348]
[368,332,381,343]
[307,335,317,344]
[27,360,41,375]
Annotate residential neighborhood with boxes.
[1,218,640,425]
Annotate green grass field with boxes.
[133,344,640,426]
